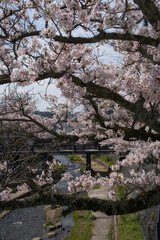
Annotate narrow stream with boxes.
[0,155,82,240]
[54,154,82,194]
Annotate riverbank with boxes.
[67,153,117,173]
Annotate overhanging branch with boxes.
[1,187,160,216]
[0,30,159,47]
[0,70,67,85]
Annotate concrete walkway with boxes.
[88,184,113,240]
[86,155,117,240]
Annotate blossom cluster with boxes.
[64,166,160,201]
[36,159,62,186]
[0,187,12,201]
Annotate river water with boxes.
[0,155,82,240]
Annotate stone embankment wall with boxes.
[139,206,158,240]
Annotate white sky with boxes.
[0,79,61,110]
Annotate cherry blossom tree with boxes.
[0,0,160,216]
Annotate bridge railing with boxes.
[54,144,113,153]
[0,141,114,155]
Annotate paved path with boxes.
[87,155,117,239]
[88,173,114,240]
[91,158,109,172]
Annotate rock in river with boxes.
[44,205,62,226]
[48,231,58,238]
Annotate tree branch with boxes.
[1,187,160,216]
[85,95,160,141]
[133,0,160,29]
[0,70,67,85]
[0,29,159,47]
[54,30,160,47]
[72,75,160,134]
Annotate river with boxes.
[0,155,82,240]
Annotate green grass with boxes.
[93,184,101,190]
[64,210,94,240]
[117,214,143,240]
[95,155,115,166]
[68,154,82,161]
[11,188,17,193]
[117,185,129,200]
[56,165,66,172]
[45,220,53,228]
[108,223,113,240]
[80,167,86,173]
[116,186,143,240]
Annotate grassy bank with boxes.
[108,223,114,240]
[64,210,94,240]
[92,154,115,166]
[117,214,143,240]
[68,154,115,167]
[67,154,82,161]
[116,186,143,240]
